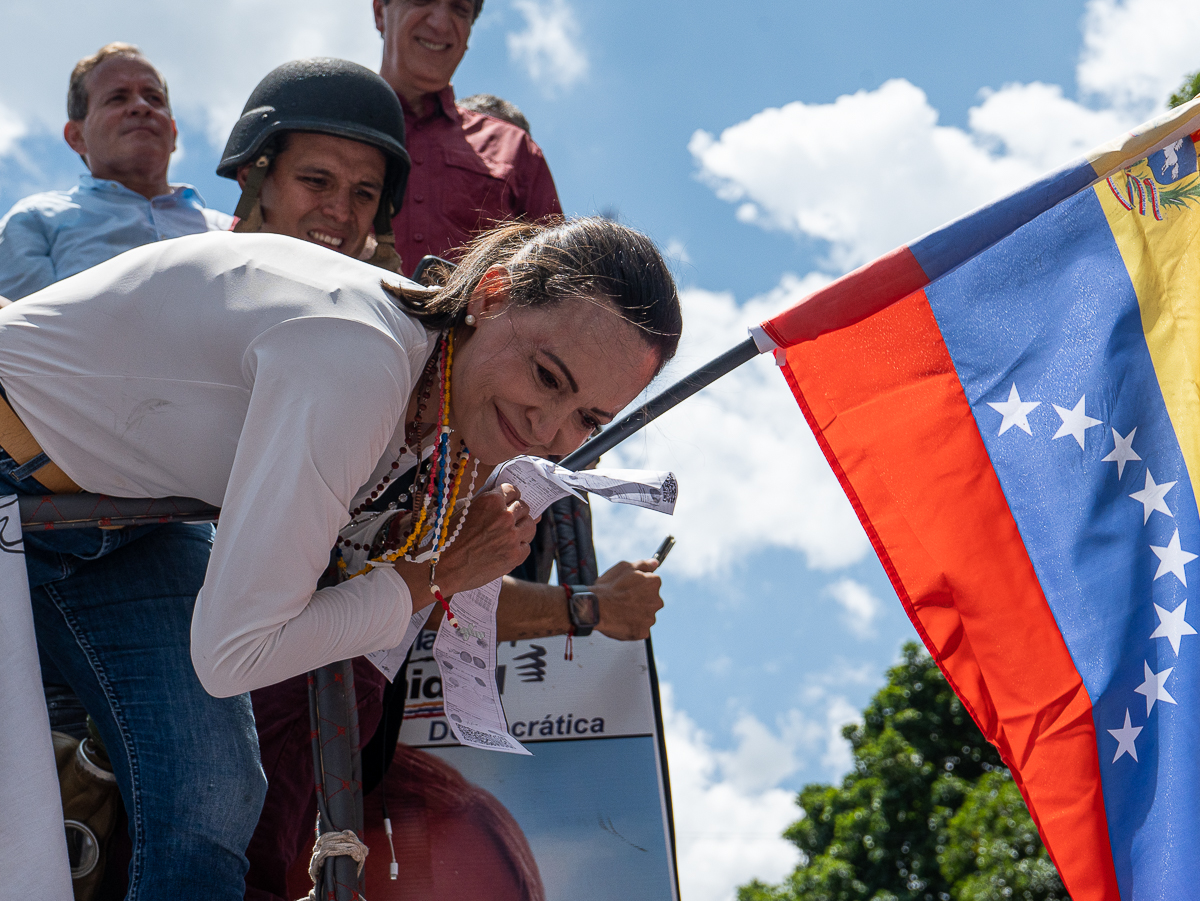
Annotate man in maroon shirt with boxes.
[373,0,562,274]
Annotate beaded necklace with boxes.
[336,329,476,627]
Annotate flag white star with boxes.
[1150,529,1198,586]
[1130,470,1176,524]
[1150,600,1197,655]
[988,384,1040,436]
[1101,427,1141,479]
[1108,709,1143,763]
[1134,660,1177,715]
[1052,396,1103,449]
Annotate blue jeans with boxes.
[1,450,266,898]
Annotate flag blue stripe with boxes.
[924,188,1200,899]
[908,158,1097,282]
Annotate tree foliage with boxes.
[1168,70,1200,109]
[738,643,1067,901]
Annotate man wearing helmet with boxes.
[373,0,563,276]
[216,57,412,274]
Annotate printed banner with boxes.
[361,630,679,900]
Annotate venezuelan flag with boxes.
[762,100,1200,899]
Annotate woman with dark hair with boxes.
[0,216,680,898]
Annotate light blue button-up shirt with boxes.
[0,175,232,301]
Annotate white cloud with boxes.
[826,578,883,639]
[818,696,860,774]
[689,0,1200,274]
[714,701,858,794]
[0,100,27,157]
[506,0,588,93]
[690,78,1088,273]
[590,275,871,577]
[714,713,810,795]
[1078,0,1200,112]
[968,82,1133,172]
[662,684,800,901]
[663,679,866,899]
[664,237,691,266]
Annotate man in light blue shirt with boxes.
[0,42,230,301]
[0,44,233,747]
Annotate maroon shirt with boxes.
[392,86,562,275]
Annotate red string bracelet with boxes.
[431,584,458,629]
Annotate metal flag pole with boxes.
[559,335,761,471]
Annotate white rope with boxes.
[297,829,370,901]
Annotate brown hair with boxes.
[389,744,544,901]
[384,217,683,375]
[67,43,170,121]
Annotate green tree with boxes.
[739,643,1067,901]
[941,771,1066,901]
[1168,70,1200,109]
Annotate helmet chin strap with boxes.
[231,153,272,234]
[366,190,406,274]
[366,230,405,274]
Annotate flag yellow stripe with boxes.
[1098,164,1200,492]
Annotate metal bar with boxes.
[18,494,218,531]
[559,336,761,471]
[308,661,365,900]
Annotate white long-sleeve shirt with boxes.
[0,231,437,696]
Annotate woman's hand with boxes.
[394,483,536,608]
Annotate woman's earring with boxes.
[464,313,477,326]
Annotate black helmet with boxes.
[217,58,410,233]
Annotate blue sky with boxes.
[2,1,1198,897]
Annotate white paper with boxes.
[433,578,530,755]
[557,467,678,514]
[483,456,583,518]
[0,495,73,897]
[486,455,678,516]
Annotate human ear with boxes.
[466,265,512,320]
[236,164,250,189]
[63,120,88,159]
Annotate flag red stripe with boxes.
[760,245,929,348]
[781,288,1120,900]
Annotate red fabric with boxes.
[391,86,562,276]
[781,289,1120,901]
[761,245,928,348]
[244,658,387,901]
